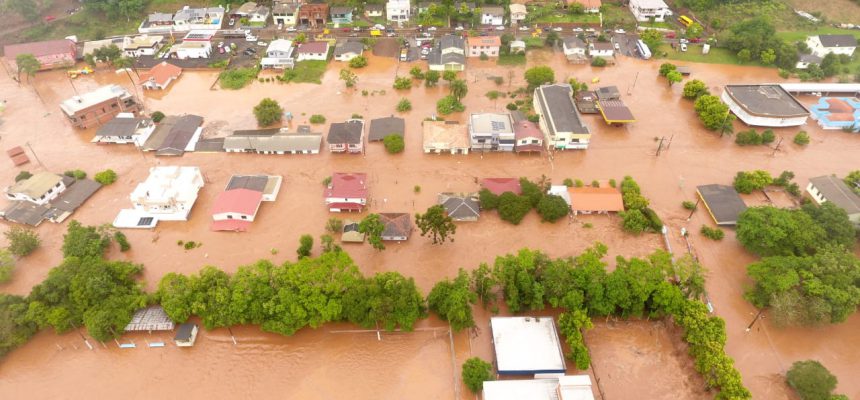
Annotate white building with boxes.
[122,35,164,57]
[805,35,857,58]
[589,42,614,58]
[172,6,226,31]
[5,172,67,206]
[92,113,156,146]
[490,317,566,375]
[534,84,592,150]
[481,6,505,26]
[469,113,514,151]
[172,41,211,59]
[484,376,595,400]
[807,175,860,227]
[386,0,411,24]
[113,166,205,228]
[509,4,527,25]
[261,39,295,69]
[563,37,587,63]
[272,2,298,26]
[210,175,282,232]
[295,41,329,61]
[628,0,670,22]
[721,85,809,127]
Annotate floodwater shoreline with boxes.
[0,51,858,399]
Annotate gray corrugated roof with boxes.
[223,132,321,152]
[335,41,364,56]
[95,117,151,137]
[440,35,465,50]
[596,86,620,100]
[155,115,203,156]
[809,175,860,214]
[50,179,101,213]
[1,201,50,226]
[563,37,586,49]
[368,116,405,141]
[226,175,268,192]
[327,120,364,145]
[723,85,809,118]
[697,184,747,225]
[535,84,589,135]
[818,34,857,48]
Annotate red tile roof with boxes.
[211,188,263,216]
[139,62,182,87]
[568,187,623,212]
[513,120,542,140]
[325,173,368,199]
[467,36,501,47]
[4,39,76,59]
[211,219,253,232]
[298,41,329,54]
[481,178,522,195]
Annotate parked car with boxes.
[229,18,235,26]
[455,26,464,31]
[519,26,530,31]
[614,42,620,50]
[257,41,268,47]
[680,43,688,52]
[387,32,397,37]
[615,28,625,34]
[374,24,386,30]
[44,15,56,22]
[286,26,296,32]
[664,31,676,39]
[495,26,505,31]
[585,28,595,32]
[573,27,583,32]
[552,27,563,32]
[679,38,689,44]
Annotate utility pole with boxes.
[771,136,783,156]
[655,136,665,156]
[25,142,45,169]
[686,197,700,221]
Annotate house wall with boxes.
[468,45,500,57]
[335,52,360,61]
[325,197,367,205]
[481,14,503,25]
[65,97,142,129]
[423,145,469,154]
[381,235,407,241]
[142,76,177,90]
[273,13,296,26]
[297,51,327,61]
[213,211,256,221]
[511,12,526,23]
[175,43,212,59]
[806,37,857,58]
[124,44,162,57]
[721,91,808,127]
[563,45,586,56]
[629,1,668,22]
[590,49,614,57]
[366,10,383,17]
[6,180,66,205]
[386,0,410,22]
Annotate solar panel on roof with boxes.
[137,217,154,226]
[491,121,505,131]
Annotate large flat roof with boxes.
[723,85,809,118]
[535,84,589,136]
[490,317,566,375]
[484,376,595,400]
[696,184,747,226]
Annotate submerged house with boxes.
[92,113,155,146]
[139,61,183,90]
[533,84,591,150]
[210,175,282,232]
[438,193,480,222]
[59,85,142,129]
[379,212,413,241]
[324,172,368,212]
[113,166,205,228]
[327,119,364,153]
[141,114,204,156]
[224,126,322,154]
[422,120,469,154]
[5,172,66,206]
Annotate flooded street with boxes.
[1,50,858,398]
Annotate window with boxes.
[241,215,247,220]
[227,215,233,219]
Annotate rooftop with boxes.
[482,5,505,15]
[568,186,624,212]
[95,115,152,137]
[535,84,589,135]
[809,175,860,214]
[423,120,469,149]
[467,36,502,47]
[440,34,465,49]
[514,120,542,140]
[4,39,76,59]
[327,120,364,144]
[696,184,748,226]
[438,193,480,221]
[380,212,412,238]
[0,201,50,226]
[482,178,522,196]
[224,129,322,153]
[50,179,102,213]
[124,306,175,331]
[368,116,405,141]
[211,188,263,216]
[139,61,182,87]
[817,34,858,48]
[563,37,586,49]
[325,172,368,199]
[298,41,329,54]
[483,376,595,400]
[334,41,364,57]
[597,100,635,123]
[491,317,566,375]
[143,114,204,156]
[60,85,134,115]
[470,113,513,134]
[7,172,62,199]
[723,85,809,118]
[595,86,620,100]
[123,35,164,50]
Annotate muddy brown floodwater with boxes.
[0,50,858,399]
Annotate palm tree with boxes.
[15,53,44,103]
[450,79,468,101]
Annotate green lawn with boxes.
[775,28,860,43]
[663,46,748,66]
[283,61,328,84]
[639,21,674,30]
[21,8,140,42]
[523,37,545,49]
[601,3,637,29]
[497,53,526,65]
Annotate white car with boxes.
[614,42,620,50]
[680,43,688,52]
[245,35,258,42]
[573,27,583,32]
[285,26,296,32]
[257,41,268,47]
[585,28,595,32]
[373,24,386,30]
[427,26,437,31]
[552,27,563,32]
[353,26,362,31]
[495,25,505,31]
[454,26,464,31]
[519,26,530,31]
[615,28,626,34]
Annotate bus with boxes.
[679,15,694,27]
[636,39,652,60]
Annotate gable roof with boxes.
[330,6,353,14]
[439,193,480,220]
[563,37,586,49]
[95,116,152,137]
[298,41,329,54]
[535,84,589,136]
[334,41,364,57]
[151,115,204,156]
[467,36,502,47]
[211,188,263,216]
[380,213,412,238]
[809,175,860,214]
[7,172,62,199]
[325,173,368,199]
[591,42,614,51]
[327,120,364,144]
[509,3,527,14]
[818,34,858,48]
[482,178,522,195]
[482,6,505,16]
[225,175,268,192]
[139,61,182,87]
[568,187,623,212]
[440,35,465,49]
[368,116,405,141]
[4,39,76,59]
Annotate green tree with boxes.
[686,22,703,38]
[682,79,709,99]
[424,70,440,86]
[340,68,358,88]
[492,248,547,313]
[694,95,731,131]
[436,95,465,115]
[383,134,405,153]
[620,209,650,234]
[348,55,368,68]
[793,131,810,145]
[449,79,468,100]
[497,192,532,225]
[590,57,608,67]
[442,70,457,82]
[536,194,569,222]
[4,227,41,257]
[297,234,313,259]
[666,70,682,86]
[6,0,39,21]
[156,272,194,323]
[760,48,776,65]
[14,171,32,182]
[737,49,752,63]
[0,294,38,357]
[470,263,496,306]
[428,269,476,331]
[800,202,857,249]
[479,188,499,210]
[461,357,494,393]
[732,170,772,194]
[359,214,386,250]
[658,62,677,77]
[396,98,412,112]
[92,45,122,66]
[15,54,40,82]
[415,205,456,244]
[94,169,118,185]
[736,207,826,257]
[393,76,412,89]
[524,66,555,88]
[343,271,426,331]
[640,29,662,51]
[545,31,559,47]
[61,220,111,259]
[151,111,165,123]
[557,308,593,369]
[0,249,15,283]
[844,171,860,196]
[786,360,840,400]
[253,98,284,126]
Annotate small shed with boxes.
[7,146,30,166]
[125,305,175,332]
[174,323,199,347]
[696,184,747,226]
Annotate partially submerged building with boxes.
[2,177,101,226]
[327,119,364,153]
[567,186,624,215]
[490,317,566,375]
[513,120,543,153]
[534,84,591,150]
[174,323,199,347]
[368,116,405,142]
[379,212,412,241]
[141,114,204,156]
[224,126,322,154]
[422,120,469,154]
[3,39,77,71]
[125,306,175,332]
[114,166,204,228]
[721,85,809,127]
[139,61,183,90]
[92,113,155,146]
[324,172,368,212]
[469,113,515,152]
[806,175,860,226]
[261,39,295,69]
[696,184,747,226]
[341,219,366,243]
[481,178,521,195]
[59,85,142,129]
[809,97,860,132]
[211,175,282,232]
[5,172,66,205]
[483,375,595,400]
[438,193,480,222]
[429,35,466,72]
[334,41,364,62]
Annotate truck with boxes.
[371,29,382,37]
[400,48,408,61]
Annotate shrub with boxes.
[574,179,584,188]
[786,360,840,400]
[409,66,424,80]
[642,207,663,231]
[760,129,775,144]
[219,67,258,90]
[609,179,617,188]
[94,169,118,185]
[536,194,569,222]
[497,193,532,225]
[325,217,343,233]
[682,79,709,99]
[794,131,810,145]
[505,103,517,110]
[383,134,405,154]
[524,66,555,88]
[309,114,326,124]
[436,95,465,115]
[113,231,131,252]
[4,227,40,257]
[64,170,87,180]
[414,185,421,193]
[253,98,283,126]
[735,129,763,146]
[322,176,332,186]
[591,180,599,188]
[348,55,368,68]
[682,201,697,210]
[184,241,197,250]
[563,178,574,187]
[396,98,412,112]
[393,76,412,90]
[150,111,165,123]
[351,113,363,119]
[620,209,650,234]
[297,234,313,259]
[479,52,489,61]
[479,189,499,210]
[700,226,725,240]
[733,170,772,194]
[485,90,501,100]
[591,57,608,67]
[527,114,539,123]
[462,357,494,393]
[14,171,32,182]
